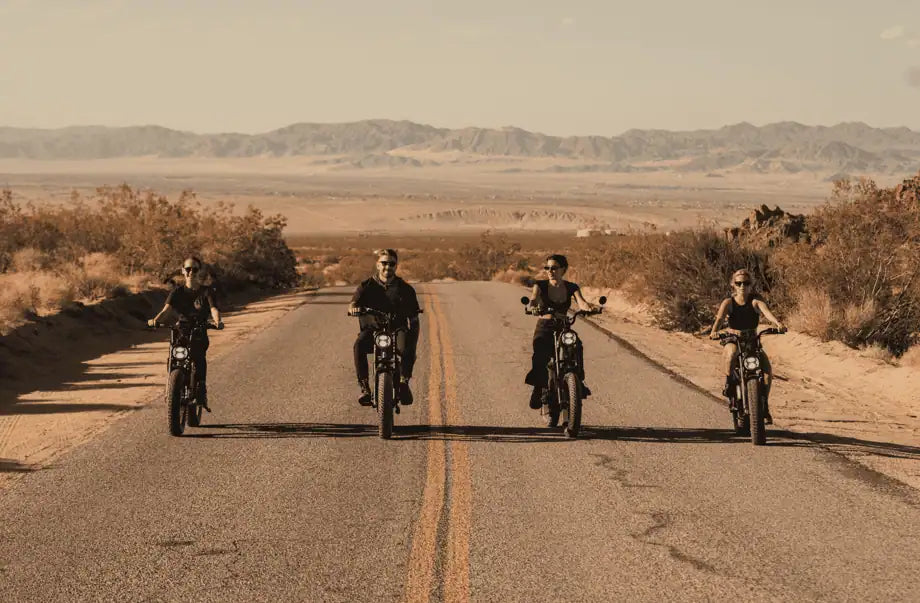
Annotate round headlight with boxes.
[743,356,760,370]
[172,346,189,360]
[561,331,578,346]
[375,334,392,348]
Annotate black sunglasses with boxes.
[183,266,200,274]
[734,281,750,287]
[544,265,561,271]
[379,261,397,267]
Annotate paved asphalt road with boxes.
[0,282,918,602]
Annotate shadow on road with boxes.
[184,423,920,460]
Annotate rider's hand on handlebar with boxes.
[147,318,157,328]
[347,306,362,317]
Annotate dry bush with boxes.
[858,343,896,364]
[450,232,529,281]
[11,248,53,272]
[772,175,920,353]
[1,185,300,291]
[787,288,834,339]
[898,345,920,368]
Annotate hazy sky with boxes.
[1,0,919,135]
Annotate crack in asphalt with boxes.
[590,453,659,489]
[630,512,722,576]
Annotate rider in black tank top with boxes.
[727,296,760,331]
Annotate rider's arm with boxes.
[709,299,730,339]
[348,282,366,316]
[406,285,422,331]
[754,299,785,331]
[572,288,595,312]
[149,304,175,327]
[528,284,552,319]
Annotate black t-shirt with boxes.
[535,279,581,314]
[166,285,217,323]
[351,276,420,330]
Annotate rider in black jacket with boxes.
[347,249,421,406]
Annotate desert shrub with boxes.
[786,288,834,339]
[450,231,529,280]
[772,176,920,353]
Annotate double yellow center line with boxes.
[405,291,471,603]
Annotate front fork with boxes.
[373,346,400,408]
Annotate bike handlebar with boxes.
[715,328,785,345]
[148,320,223,331]
[349,307,424,319]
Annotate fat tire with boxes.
[167,369,187,437]
[748,379,766,446]
[564,373,582,438]
[377,371,394,439]
[732,408,750,436]
[187,401,203,427]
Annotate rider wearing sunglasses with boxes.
[347,249,421,406]
[708,269,785,423]
[148,256,224,407]
[525,254,600,411]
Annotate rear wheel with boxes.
[167,369,187,437]
[377,371,394,439]
[747,379,766,446]
[564,373,582,438]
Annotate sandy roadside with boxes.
[0,289,315,490]
[584,287,920,490]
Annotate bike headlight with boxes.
[743,356,760,370]
[375,334,392,348]
[172,346,189,360]
[561,331,578,346]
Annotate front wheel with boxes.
[376,371,394,439]
[167,369,188,437]
[564,373,582,438]
[747,379,766,446]
[731,407,750,436]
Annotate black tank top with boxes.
[536,280,580,314]
[727,296,759,330]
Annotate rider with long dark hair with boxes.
[525,254,599,412]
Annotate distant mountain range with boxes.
[1,119,919,175]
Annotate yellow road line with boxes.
[405,292,447,603]
[435,295,472,603]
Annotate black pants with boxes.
[354,327,418,382]
[189,334,210,391]
[525,320,584,387]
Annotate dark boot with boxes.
[399,376,413,405]
[358,379,373,406]
[582,382,592,398]
[529,386,543,409]
[198,384,211,412]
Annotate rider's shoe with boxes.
[529,387,543,409]
[399,377,414,405]
[582,382,592,398]
[358,379,373,406]
[764,412,773,425]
